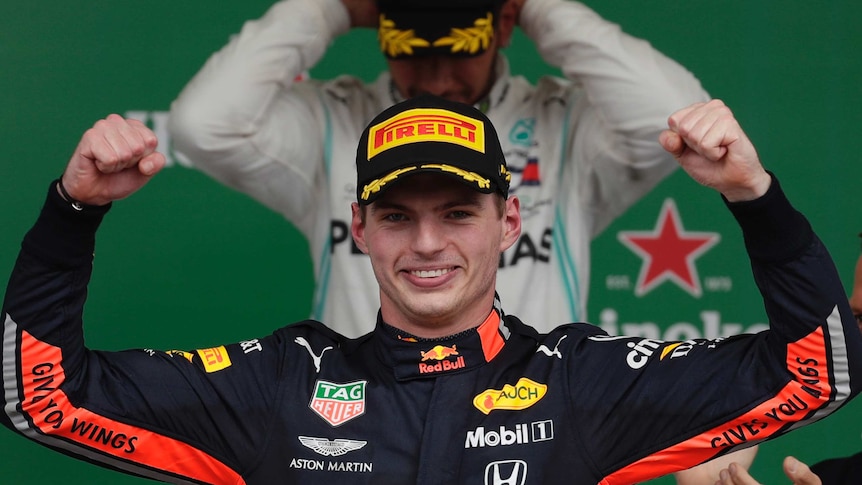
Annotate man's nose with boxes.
[410,218,449,255]
[416,57,456,97]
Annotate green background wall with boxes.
[2,1,860,483]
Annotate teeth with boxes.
[412,268,451,278]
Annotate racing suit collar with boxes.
[375,303,510,381]
[386,53,512,113]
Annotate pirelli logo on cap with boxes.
[367,108,485,160]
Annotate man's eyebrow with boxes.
[369,200,408,213]
[436,194,484,211]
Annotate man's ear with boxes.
[500,196,521,252]
[496,0,519,48]
[351,202,370,254]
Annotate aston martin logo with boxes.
[298,436,368,457]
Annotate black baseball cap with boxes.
[355,94,511,205]
[377,0,506,59]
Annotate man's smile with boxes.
[410,268,454,278]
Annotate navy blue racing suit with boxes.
[3,177,862,484]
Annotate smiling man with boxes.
[351,98,518,337]
[355,172,518,337]
[3,95,861,484]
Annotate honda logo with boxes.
[485,460,527,485]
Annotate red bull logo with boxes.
[418,345,466,374]
[421,345,459,361]
[367,108,485,159]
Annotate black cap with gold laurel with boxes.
[355,94,511,205]
[377,0,506,58]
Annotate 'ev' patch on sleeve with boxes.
[196,346,232,373]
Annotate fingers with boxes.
[667,99,737,162]
[138,151,167,177]
[714,462,761,485]
[63,115,164,205]
[783,456,822,485]
[712,457,823,485]
[661,100,769,200]
[80,114,159,174]
[658,129,684,158]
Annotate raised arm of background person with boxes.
[168,0,361,235]
[518,0,710,236]
[567,101,862,481]
[714,457,822,485]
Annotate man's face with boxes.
[851,253,862,333]
[387,47,499,106]
[351,173,520,337]
[384,4,516,106]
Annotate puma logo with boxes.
[536,335,567,359]
[294,337,333,373]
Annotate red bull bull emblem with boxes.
[418,345,466,374]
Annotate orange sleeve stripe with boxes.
[602,327,832,484]
[18,330,245,485]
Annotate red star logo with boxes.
[618,199,720,297]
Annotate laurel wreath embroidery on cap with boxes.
[362,167,419,201]
[378,13,495,57]
[422,164,490,189]
[378,14,431,57]
[432,13,494,55]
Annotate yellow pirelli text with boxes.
[367,108,485,159]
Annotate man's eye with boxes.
[384,213,406,222]
[854,314,862,324]
[449,210,470,219]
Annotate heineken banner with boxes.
[2,1,860,483]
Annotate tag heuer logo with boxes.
[309,380,367,426]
